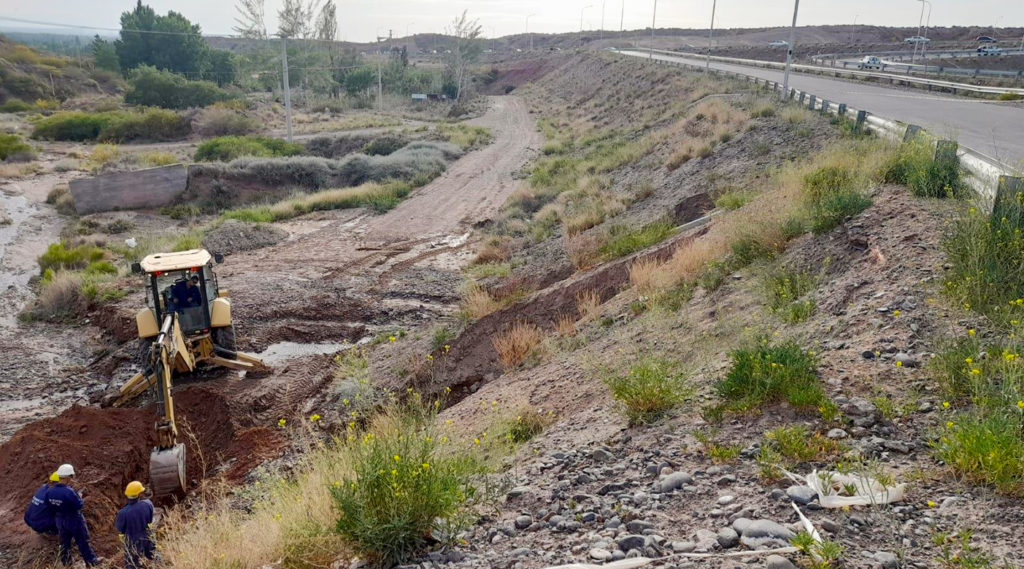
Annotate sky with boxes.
[0,0,1021,42]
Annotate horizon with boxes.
[0,0,1021,43]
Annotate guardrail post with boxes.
[838,103,847,117]
[808,95,816,110]
[789,89,796,100]
[821,100,830,114]
[855,110,867,133]
[903,125,923,142]
[798,92,805,104]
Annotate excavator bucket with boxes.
[150,443,186,497]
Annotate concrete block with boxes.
[935,140,958,163]
[69,164,187,214]
[855,110,867,132]
[903,124,923,142]
[808,95,816,110]
[838,103,847,116]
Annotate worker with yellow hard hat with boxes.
[115,481,155,569]
[23,471,59,537]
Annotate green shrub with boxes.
[599,220,677,260]
[193,107,257,137]
[714,189,754,210]
[361,136,408,156]
[604,356,690,425]
[0,133,34,161]
[881,140,966,198]
[998,92,1023,102]
[762,266,817,323]
[750,102,776,118]
[194,135,305,162]
[0,99,33,113]
[730,232,781,266]
[172,231,203,252]
[802,165,871,234]
[329,399,484,566]
[934,411,1024,496]
[764,424,841,464]
[435,123,493,150]
[943,197,1024,325]
[500,409,551,444]
[125,65,235,109]
[716,340,825,412]
[222,180,414,223]
[31,109,189,142]
[160,204,202,220]
[25,271,91,321]
[38,242,106,273]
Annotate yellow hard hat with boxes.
[49,472,60,483]
[124,481,145,498]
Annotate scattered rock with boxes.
[616,535,647,552]
[202,219,287,255]
[589,548,612,561]
[717,527,740,548]
[693,529,720,553]
[766,555,797,569]
[507,486,532,499]
[514,515,532,530]
[827,428,849,440]
[626,520,654,533]
[592,448,615,462]
[671,541,696,553]
[740,519,795,540]
[718,495,736,505]
[894,352,919,368]
[785,485,817,505]
[874,551,900,569]
[653,471,693,493]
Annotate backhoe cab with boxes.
[115,249,267,497]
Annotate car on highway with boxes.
[977,45,1002,56]
[768,40,789,48]
[857,56,883,70]
[976,36,998,43]
[903,36,930,44]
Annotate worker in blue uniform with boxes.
[115,481,155,569]
[47,464,100,566]
[24,472,59,536]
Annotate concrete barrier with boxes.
[69,164,187,214]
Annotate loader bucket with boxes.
[150,443,186,497]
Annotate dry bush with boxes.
[554,313,577,336]
[492,321,543,369]
[28,272,89,321]
[460,283,501,320]
[629,258,661,294]
[576,289,602,319]
[564,233,603,270]
[0,162,41,178]
[193,107,258,137]
[473,239,509,264]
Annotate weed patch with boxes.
[605,356,690,425]
[32,109,190,142]
[0,133,35,161]
[762,266,817,323]
[492,321,543,370]
[716,340,825,413]
[195,136,305,162]
[764,424,841,464]
[599,220,677,260]
[882,140,967,198]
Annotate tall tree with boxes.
[91,35,120,72]
[233,0,267,39]
[114,1,209,76]
[315,0,337,41]
[277,0,320,38]
[443,11,482,101]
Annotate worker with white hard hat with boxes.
[47,464,101,566]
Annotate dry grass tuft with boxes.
[629,258,661,295]
[460,283,501,320]
[473,239,509,265]
[564,233,603,270]
[493,321,543,369]
[554,313,577,336]
[576,289,602,320]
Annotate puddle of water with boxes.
[0,397,46,412]
[257,341,350,366]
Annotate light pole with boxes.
[911,0,925,64]
[600,0,606,40]
[649,0,657,59]
[919,0,932,61]
[580,4,592,49]
[851,15,858,44]
[706,0,717,72]
[526,13,536,51]
[620,0,625,32]
[490,26,496,52]
[780,0,799,101]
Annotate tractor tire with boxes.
[213,325,236,353]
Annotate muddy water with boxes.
[257,341,351,366]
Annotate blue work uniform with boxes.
[171,281,202,309]
[24,484,57,535]
[114,498,155,569]
[47,483,98,566]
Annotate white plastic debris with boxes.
[787,468,906,508]
[125,237,138,249]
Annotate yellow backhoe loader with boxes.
[113,249,268,497]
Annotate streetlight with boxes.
[706,0,717,72]
[526,13,536,51]
[580,4,593,49]
[911,0,928,64]
[600,0,606,41]
[919,0,932,62]
[620,0,625,32]
[780,0,799,101]
[851,15,858,45]
[649,0,657,59]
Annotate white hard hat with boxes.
[56,464,75,477]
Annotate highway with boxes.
[620,50,1024,167]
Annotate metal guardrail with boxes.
[813,47,1024,63]
[822,57,1024,80]
[645,48,1024,96]
[619,50,1020,208]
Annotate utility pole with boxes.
[281,37,292,142]
[377,58,383,111]
[580,5,592,49]
[911,0,924,64]
[620,0,624,32]
[649,0,657,59]
[600,0,606,41]
[526,14,536,51]
[780,0,799,101]
[706,0,716,72]
[920,0,931,61]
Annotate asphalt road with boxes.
[620,50,1024,167]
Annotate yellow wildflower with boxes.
[943,401,950,409]
[277,418,286,428]
[968,328,976,337]
[893,310,901,317]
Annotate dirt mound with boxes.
[202,219,288,256]
[0,405,153,559]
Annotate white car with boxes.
[768,40,789,48]
[858,56,883,70]
[977,45,1002,56]
[904,36,930,44]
